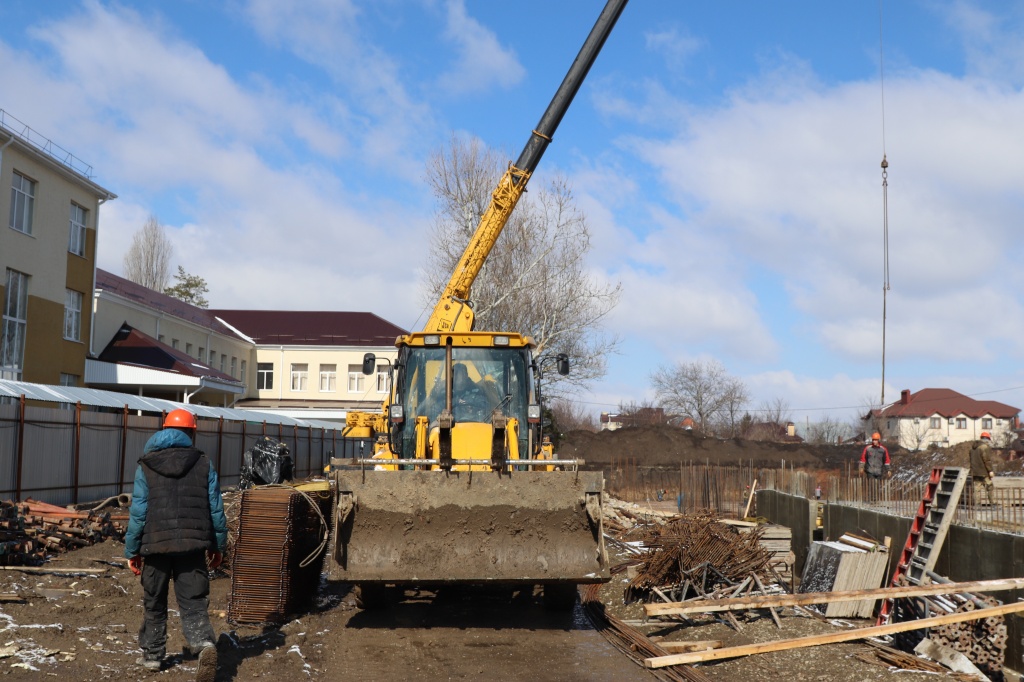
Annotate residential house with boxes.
[0,110,116,386]
[866,388,1020,450]
[210,310,405,422]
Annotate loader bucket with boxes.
[327,469,608,585]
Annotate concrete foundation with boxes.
[758,489,1024,674]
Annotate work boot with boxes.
[195,641,217,682]
[136,655,162,672]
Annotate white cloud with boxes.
[436,0,525,96]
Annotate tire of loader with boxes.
[543,584,578,611]
[355,583,388,610]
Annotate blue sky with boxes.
[2,0,1023,426]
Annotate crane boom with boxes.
[425,0,628,333]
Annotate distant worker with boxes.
[969,432,996,505]
[858,432,891,479]
[124,408,227,681]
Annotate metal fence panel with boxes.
[21,406,75,505]
[0,403,18,495]
[78,411,129,502]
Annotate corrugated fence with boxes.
[0,402,345,506]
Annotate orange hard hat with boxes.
[981,431,991,439]
[164,408,197,430]
[872,432,881,441]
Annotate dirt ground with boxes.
[0,532,1007,681]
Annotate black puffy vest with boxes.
[139,447,214,555]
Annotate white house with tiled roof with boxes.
[865,388,1020,450]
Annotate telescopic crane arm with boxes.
[424,0,628,334]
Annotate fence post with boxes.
[217,417,224,471]
[239,418,246,472]
[73,402,82,504]
[15,395,25,500]
[118,405,129,494]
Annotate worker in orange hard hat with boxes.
[123,407,226,679]
[858,432,891,479]
[969,431,995,505]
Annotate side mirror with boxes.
[362,352,376,375]
[556,353,570,376]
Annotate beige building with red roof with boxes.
[866,388,1020,450]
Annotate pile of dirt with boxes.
[561,426,829,469]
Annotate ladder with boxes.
[877,466,968,625]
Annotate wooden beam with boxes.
[645,576,1024,617]
[0,566,106,576]
[657,640,723,653]
[644,600,1024,668]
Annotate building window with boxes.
[240,360,247,381]
[219,355,226,373]
[69,203,87,256]
[9,172,35,235]
[348,364,364,392]
[376,365,389,393]
[1,270,29,380]
[982,418,993,429]
[319,364,337,392]
[257,362,273,390]
[58,373,79,410]
[290,363,308,391]
[186,342,193,356]
[199,347,205,361]
[930,417,941,429]
[171,338,179,350]
[230,357,237,377]
[956,417,967,429]
[158,335,165,343]
[63,289,83,341]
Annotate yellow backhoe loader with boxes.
[327,0,627,610]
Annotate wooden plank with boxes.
[0,565,106,576]
[657,640,723,653]
[644,599,1024,668]
[645,576,1024,617]
[0,593,24,603]
[742,479,758,519]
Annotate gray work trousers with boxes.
[138,551,215,660]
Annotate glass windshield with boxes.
[397,346,531,456]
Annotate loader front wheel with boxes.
[355,583,388,610]
[542,584,578,611]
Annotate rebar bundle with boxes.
[625,512,773,602]
[227,486,330,625]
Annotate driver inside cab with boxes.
[451,362,490,422]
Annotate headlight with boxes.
[424,335,441,345]
[390,405,404,423]
[493,335,510,346]
[527,404,541,423]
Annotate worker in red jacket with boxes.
[859,432,891,479]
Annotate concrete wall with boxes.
[761,490,1024,674]
[755,489,816,576]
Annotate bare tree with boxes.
[713,377,750,437]
[123,215,173,291]
[548,397,597,434]
[758,397,792,426]
[805,416,851,445]
[421,136,621,394]
[650,359,748,435]
[858,397,886,442]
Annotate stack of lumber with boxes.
[0,499,127,566]
[603,497,676,533]
[799,533,888,618]
[734,521,793,585]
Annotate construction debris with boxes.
[0,498,127,566]
[624,511,774,605]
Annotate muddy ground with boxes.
[0,533,1004,680]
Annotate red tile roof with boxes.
[210,310,407,347]
[96,269,239,339]
[97,323,240,384]
[875,388,1018,419]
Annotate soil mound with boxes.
[561,425,827,468]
